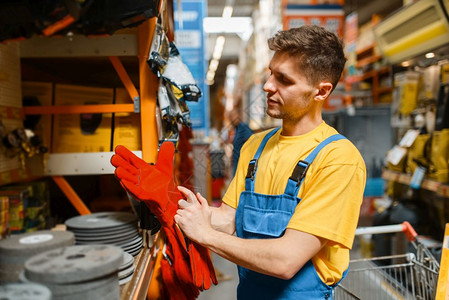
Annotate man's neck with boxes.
[281,113,323,136]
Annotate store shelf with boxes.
[45,151,142,175]
[0,105,22,119]
[22,104,136,115]
[356,43,375,56]
[378,86,394,94]
[382,169,449,198]
[120,233,160,300]
[348,67,391,84]
[356,55,382,68]
[347,65,392,104]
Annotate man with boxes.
[175,25,366,299]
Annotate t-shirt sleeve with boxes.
[287,143,366,249]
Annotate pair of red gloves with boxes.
[111,142,217,299]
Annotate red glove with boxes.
[111,142,217,292]
[190,242,218,291]
[111,142,192,286]
[160,235,199,300]
[111,142,182,232]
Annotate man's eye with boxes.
[278,75,288,84]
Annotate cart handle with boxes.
[355,221,418,242]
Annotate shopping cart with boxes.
[334,222,440,300]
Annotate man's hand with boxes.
[175,186,214,245]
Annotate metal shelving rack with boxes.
[19,20,159,214]
[17,9,166,299]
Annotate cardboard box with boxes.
[113,88,141,150]
[0,196,8,212]
[52,84,113,153]
[0,188,30,234]
[0,210,9,239]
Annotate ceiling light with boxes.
[206,70,215,85]
[425,52,435,58]
[206,71,215,81]
[222,6,233,18]
[401,61,411,67]
[215,36,225,48]
[209,59,219,72]
[212,38,225,60]
[203,17,253,35]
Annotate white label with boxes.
[399,129,420,148]
[386,146,407,165]
[20,234,53,244]
[174,31,200,48]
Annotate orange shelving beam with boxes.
[23,104,134,115]
[109,56,140,102]
[52,176,91,215]
[138,18,159,162]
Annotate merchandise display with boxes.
[22,244,123,300]
[65,212,142,256]
[118,252,135,285]
[0,230,75,282]
[0,283,52,300]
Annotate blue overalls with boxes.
[235,128,347,299]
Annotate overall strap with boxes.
[284,134,346,197]
[245,127,280,191]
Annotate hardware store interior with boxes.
[1,0,449,299]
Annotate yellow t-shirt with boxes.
[222,122,366,285]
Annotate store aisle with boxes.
[199,253,239,300]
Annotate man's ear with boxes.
[314,82,333,102]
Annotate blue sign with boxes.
[173,0,209,137]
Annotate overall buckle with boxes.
[289,160,310,186]
[246,159,258,180]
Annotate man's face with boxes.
[263,51,317,121]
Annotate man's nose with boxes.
[263,77,275,93]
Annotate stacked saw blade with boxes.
[21,244,123,300]
[65,212,141,284]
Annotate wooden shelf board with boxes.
[357,55,382,68]
[377,86,394,94]
[356,43,375,56]
[361,70,376,80]
[382,169,449,198]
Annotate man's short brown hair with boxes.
[268,25,346,89]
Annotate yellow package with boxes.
[406,134,430,174]
[394,71,420,116]
[429,129,449,183]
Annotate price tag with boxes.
[399,129,420,148]
[410,166,426,189]
[386,146,407,165]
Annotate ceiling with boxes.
[19,0,404,94]
[205,0,403,89]
[205,0,260,89]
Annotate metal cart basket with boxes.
[334,222,440,300]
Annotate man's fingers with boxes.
[178,199,192,209]
[177,186,198,204]
[174,214,181,225]
[196,192,209,207]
